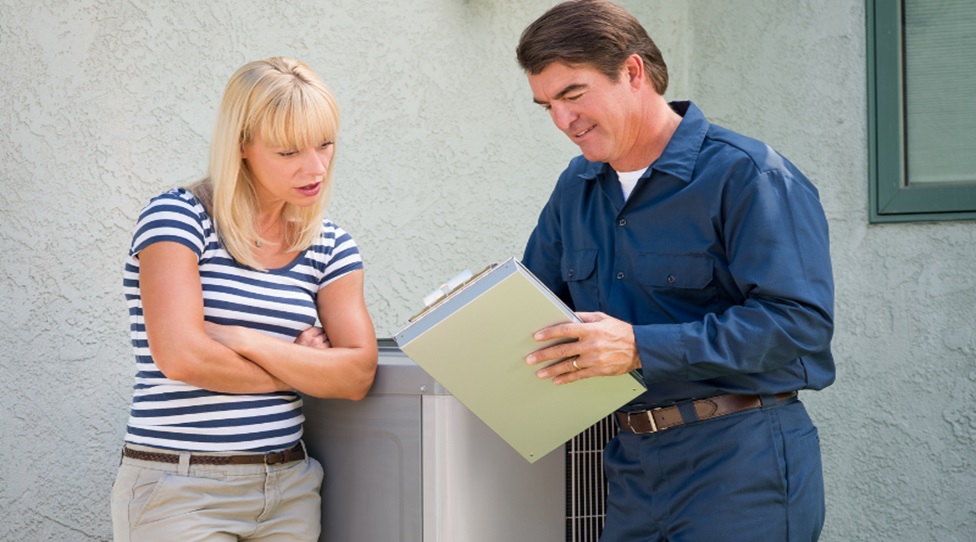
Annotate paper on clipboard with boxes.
[394,257,645,463]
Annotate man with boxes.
[517,1,835,541]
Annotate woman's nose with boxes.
[305,150,327,174]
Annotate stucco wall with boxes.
[1,0,973,540]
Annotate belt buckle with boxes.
[264,451,284,465]
[625,408,660,434]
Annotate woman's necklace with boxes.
[255,221,281,248]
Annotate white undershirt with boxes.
[616,167,649,201]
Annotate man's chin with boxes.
[579,147,608,163]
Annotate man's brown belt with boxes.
[615,391,798,434]
[121,442,306,466]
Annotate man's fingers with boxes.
[533,321,578,342]
[575,311,606,323]
[534,354,581,380]
[526,340,580,365]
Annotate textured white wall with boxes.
[1,0,974,540]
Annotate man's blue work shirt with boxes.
[523,101,835,407]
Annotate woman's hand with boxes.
[295,326,331,349]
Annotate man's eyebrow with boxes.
[533,83,588,105]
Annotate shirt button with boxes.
[617,272,625,280]
[667,274,676,284]
[618,218,627,227]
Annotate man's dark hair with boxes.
[516,0,669,94]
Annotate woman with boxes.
[111,57,377,541]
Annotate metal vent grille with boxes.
[565,415,618,542]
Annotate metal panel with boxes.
[303,344,566,541]
[304,392,424,541]
[421,395,565,542]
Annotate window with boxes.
[867,0,976,222]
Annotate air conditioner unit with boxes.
[303,341,617,542]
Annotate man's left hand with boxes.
[525,311,640,385]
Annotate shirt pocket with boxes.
[561,249,599,309]
[561,249,597,281]
[636,253,718,313]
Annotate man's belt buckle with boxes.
[625,407,661,434]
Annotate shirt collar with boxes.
[575,100,710,184]
[651,101,708,183]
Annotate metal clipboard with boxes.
[394,257,645,463]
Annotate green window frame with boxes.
[866,0,976,223]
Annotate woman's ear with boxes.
[240,131,251,158]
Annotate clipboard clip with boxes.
[422,269,474,308]
[408,263,498,322]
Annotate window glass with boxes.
[904,0,976,185]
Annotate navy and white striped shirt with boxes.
[122,188,363,452]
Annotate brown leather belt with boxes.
[122,443,305,466]
[615,392,797,434]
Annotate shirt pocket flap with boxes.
[638,253,714,289]
[561,249,597,282]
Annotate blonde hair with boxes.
[190,56,341,271]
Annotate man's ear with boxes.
[625,54,644,88]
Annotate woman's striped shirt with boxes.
[121,188,363,452]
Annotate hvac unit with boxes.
[302,341,617,541]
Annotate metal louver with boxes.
[565,415,618,541]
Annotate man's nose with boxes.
[550,102,576,132]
